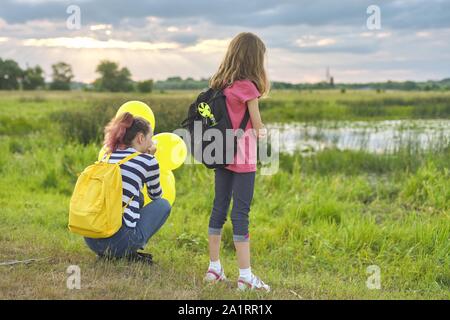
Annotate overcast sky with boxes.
[0,0,449,83]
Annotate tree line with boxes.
[0,58,154,92]
[1,56,448,92]
[271,79,450,91]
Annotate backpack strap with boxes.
[117,152,141,210]
[99,151,142,211]
[117,152,141,165]
[123,194,135,210]
[238,109,250,131]
[102,151,141,164]
[102,152,112,163]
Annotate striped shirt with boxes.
[103,147,162,228]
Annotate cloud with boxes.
[1,0,449,29]
[182,38,231,54]
[0,0,449,83]
[22,36,180,50]
[296,36,336,47]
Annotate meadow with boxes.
[0,89,449,299]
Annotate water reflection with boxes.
[267,120,450,154]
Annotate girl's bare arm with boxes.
[247,98,267,138]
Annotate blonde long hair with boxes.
[209,32,270,95]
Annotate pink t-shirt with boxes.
[223,79,261,173]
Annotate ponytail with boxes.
[104,112,151,153]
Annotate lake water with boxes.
[266,120,450,154]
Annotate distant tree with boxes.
[94,60,133,92]
[22,65,45,90]
[403,81,418,91]
[50,62,74,90]
[385,80,395,90]
[137,79,153,93]
[166,76,183,82]
[0,58,23,90]
[117,68,133,92]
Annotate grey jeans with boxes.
[84,197,171,257]
[208,167,256,242]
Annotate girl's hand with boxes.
[257,126,267,139]
[259,128,267,139]
[247,99,266,139]
[147,141,157,155]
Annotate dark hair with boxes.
[104,112,151,152]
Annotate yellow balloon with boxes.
[142,170,176,206]
[116,101,155,132]
[152,133,187,171]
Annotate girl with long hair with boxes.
[205,32,270,291]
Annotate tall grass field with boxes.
[0,90,449,299]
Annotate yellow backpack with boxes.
[68,152,140,238]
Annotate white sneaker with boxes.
[204,267,227,283]
[237,274,270,292]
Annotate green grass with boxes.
[261,90,450,122]
[0,90,449,299]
